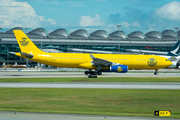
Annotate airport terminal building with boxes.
[0,27,180,67]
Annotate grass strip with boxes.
[0,77,180,82]
[0,88,179,118]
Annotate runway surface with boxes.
[0,111,178,120]
[1,71,180,120]
[0,82,180,89]
[0,70,180,78]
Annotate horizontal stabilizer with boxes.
[20,52,34,58]
[9,52,16,55]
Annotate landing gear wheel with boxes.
[154,72,158,75]
[93,71,97,75]
[97,71,102,75]
[89,71,97,75]
[88,71,98,78]
[84,71,89,75]
[154,69,158,75]
[85,69,99,78]
[88,75,97,78]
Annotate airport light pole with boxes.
[39,29,44,69]
[0,28,7,67]
[0,28,8,67]
[7,47,9,67]
[117,25,121,52]
[175,27,179,42]
[39,29,44,50]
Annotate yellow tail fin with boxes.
[13,30,45,54]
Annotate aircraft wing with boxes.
[90,54,116,67]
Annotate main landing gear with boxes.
[154,69,158,75]
[84,70,102,75]
[84,69,102,78]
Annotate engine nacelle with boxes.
[169,61,179,69]
[102,65,128,73]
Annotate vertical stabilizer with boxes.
[167,41,180,56]
[13,30,45,54]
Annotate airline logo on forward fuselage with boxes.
[147,58,157,67]
[20,37,29,46]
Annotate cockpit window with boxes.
[166,59,170,61]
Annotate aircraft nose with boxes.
[168,61,173,66]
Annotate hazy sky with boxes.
[0,0,180,34]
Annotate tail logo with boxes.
[170,44,179,55]
[20,38,29,46]
[147,58,157,67]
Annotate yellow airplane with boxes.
[13,30,172,75]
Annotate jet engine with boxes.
[169,61,179,69]
[103,65,128,73]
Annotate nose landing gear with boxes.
[154,69,158,75]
